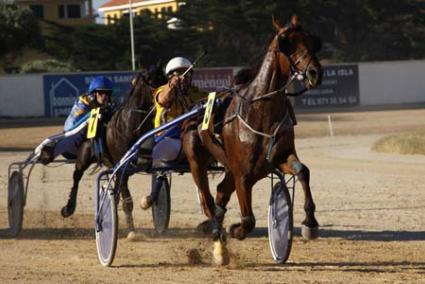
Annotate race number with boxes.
[201,92,216,130]
[87,108,101,139]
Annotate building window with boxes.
[67,4,81,18]
[58,4,82,19]
[30,5,44,18]
[58,5,65,18]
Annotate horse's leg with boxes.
[182,128,216,233]
[61,142,92,218]
[198,128,230,170]
[119,174,138,240]
[211,173,250,266]
[227,175,256,240]
[212,172,235,231]
[280,154,319,240]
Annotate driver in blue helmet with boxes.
[64,75,113,131]
[39,76,113,164]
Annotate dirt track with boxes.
[1,108,425,283]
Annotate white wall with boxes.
[1,60,425,117]
[359,60,425,105]
[0,74,44,117]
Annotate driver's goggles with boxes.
[169,70,192,78]
[96,90,112,96]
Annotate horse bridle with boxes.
[277,27,315,81]
[248,32,314,103]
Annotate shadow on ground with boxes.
[1,226,425,242]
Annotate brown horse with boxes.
[182,15,323,264]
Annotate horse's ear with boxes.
[272,15,284,31]
[290,14,301,29]
[310,34,322,53]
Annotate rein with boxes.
[133,106,155,134]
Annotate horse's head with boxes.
[142,62,168,89]
[125,63,166,121]
[126,73,154,111]
[273,15,323,89]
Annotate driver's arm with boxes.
[156,76,180,108]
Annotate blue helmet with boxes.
[87,76,113,94]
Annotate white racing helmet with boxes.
[165,57,192,76]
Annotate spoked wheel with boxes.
[95,177,118,267]
[268,181,294,264]
[8,171,25,237]
[152,174,171,234]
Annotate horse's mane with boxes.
[120,65,167,108]
[121,73,146,107]
[232,67,259,86]
[232,34,275,87]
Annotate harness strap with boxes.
[129,109,150,114]
[250,73,297,103]
[285,88,308,97]
[236,112,274,139]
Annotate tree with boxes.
[20,59,78,73]
[0,2,42,56]
[173,0,425,65]
[41,0,425,71]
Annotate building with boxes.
[98,0,177,25]
[15,0,94,26]
[0,1,95,73]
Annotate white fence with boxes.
[359,60,425,105]
[0,74,44,117]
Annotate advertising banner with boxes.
[295,64,360,108]
[43,68,235,117]
[43,72,135,117]
[192,68,234,92]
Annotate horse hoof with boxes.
[213,240,230,265]
[60,206,74,218]
[126,231,144,242]
[227,223,246,240]
[187,249,203,265]
[302,226,319,240]
[196,220,213,235]
[140,196,152,210]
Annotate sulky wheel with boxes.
[95,182,118,267]
[8,171,25,237]
[268,181,294,264]
[152,174,171,235]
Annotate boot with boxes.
[39,145,55,165]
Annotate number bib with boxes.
[201,92,216,131]
[87,108,101,139]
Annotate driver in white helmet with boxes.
[153,56,206,128]
[140,57,207,210]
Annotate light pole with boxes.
[129,0,136,70]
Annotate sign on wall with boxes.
[43,68,235,117]
[295,64,360,108]
[43,72,135,117]
[192,68,234,92]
